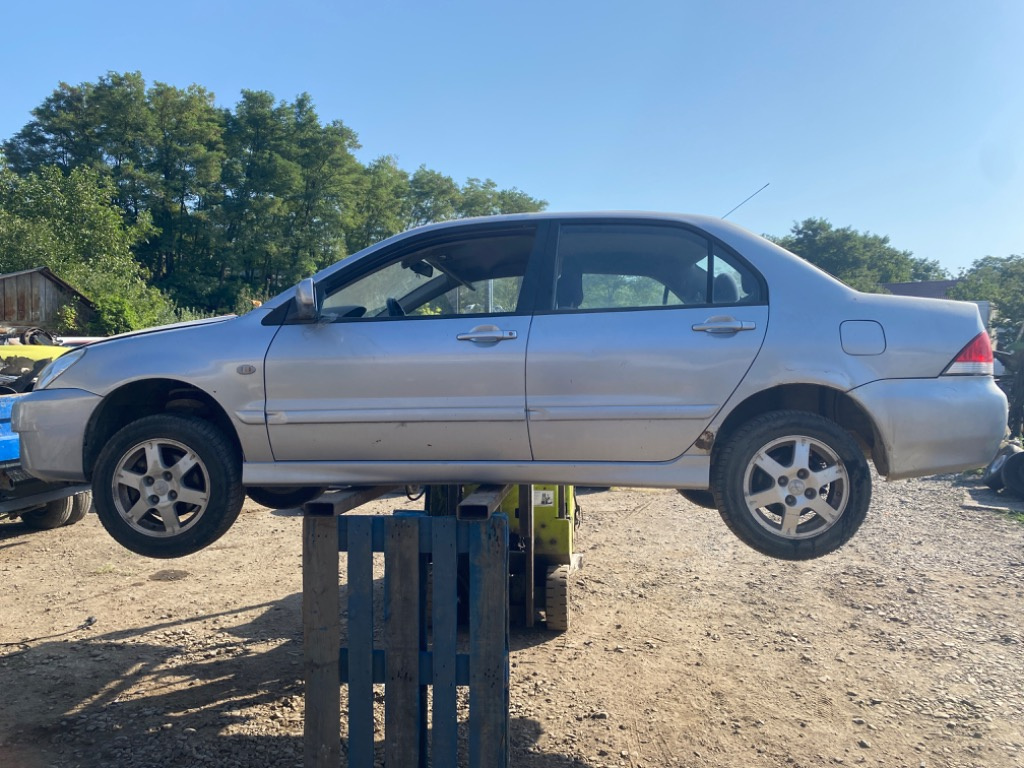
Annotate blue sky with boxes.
[1,1,1020,273]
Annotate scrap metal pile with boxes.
[981,441,1024,498]
[0,327,67,394]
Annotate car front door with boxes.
[526,220,769,461]
[263,225,541,462]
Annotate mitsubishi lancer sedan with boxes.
[12,213,1007,560]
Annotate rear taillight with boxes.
[943,331,994,376]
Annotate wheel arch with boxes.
[83,378,243,481]
[713,384,889,475]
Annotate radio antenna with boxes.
[722,182,770,219]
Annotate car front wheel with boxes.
[712,411,870,560]
[676,488,716,509]
[93,414,244,558]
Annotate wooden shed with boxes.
[0,267,95,330]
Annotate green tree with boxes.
[949,255,1024,346]
[0,162,179,331]
[90,72,155,218]
[495,186,547,214]
[278,95,362,287]
[457,177,501,217]
[2,72,548,314]
[4,73,158,218]
[142,82,225,285]
[215,90,301,303]
[771,218,948,293]
[347,155,412,253]
[950,255,1024,436]
[3,81,99,172]
[408,166,460,227]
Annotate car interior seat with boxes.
[712,272,740,304]
[739,270,759,303]
[556,268,584,309]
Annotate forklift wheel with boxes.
[545,564,571,632]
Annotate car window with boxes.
[321,231,534,319]
[553,223,763,310]
[712,244,763,304]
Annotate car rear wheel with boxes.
[712,411,871,560]
[93,414,244,558]
[246,485,326,509]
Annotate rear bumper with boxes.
[12,388,101,483]
[849,376,1007,480]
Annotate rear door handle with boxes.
[457,325,518,343]
[692,317,756,334]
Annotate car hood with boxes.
[86,315,236,347]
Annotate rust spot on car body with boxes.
[694,430,715,451]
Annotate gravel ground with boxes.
[1,475,1022,768]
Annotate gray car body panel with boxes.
[12,212,1007,488]
[10,388,98,482]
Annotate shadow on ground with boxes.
[1,591,592,767]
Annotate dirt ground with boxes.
[1,475,1022,768]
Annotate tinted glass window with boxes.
[712,244,763,305]
[553,223,763,311]
[322,231,534,319]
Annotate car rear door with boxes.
[525,220,769,461]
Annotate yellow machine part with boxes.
[500,484,576,565]
[0,344,68,364]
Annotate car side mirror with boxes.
[293,278,318,321]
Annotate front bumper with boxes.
[849,376,1007,480]
[12,388,102,483]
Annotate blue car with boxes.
[1,394,91,529]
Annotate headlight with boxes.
[35,348,87,390]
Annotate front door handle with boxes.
[457,325,518,343]
[692,317,756,334]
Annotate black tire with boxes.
[982,443,1021,491]
[93,414,244,558]
[21,497,75,530]
[246,485,326,509]
[65,491,92,526]
[1000,451,1024,498]
[677,488,717,509]
[20,327,56,345]
[544,564,571,632]
[712,411,871,560]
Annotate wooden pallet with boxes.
[303,507,509,768]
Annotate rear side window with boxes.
[553,223,763,311]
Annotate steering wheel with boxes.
[386,297,406,317]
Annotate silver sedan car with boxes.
[13,213,1006,559]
